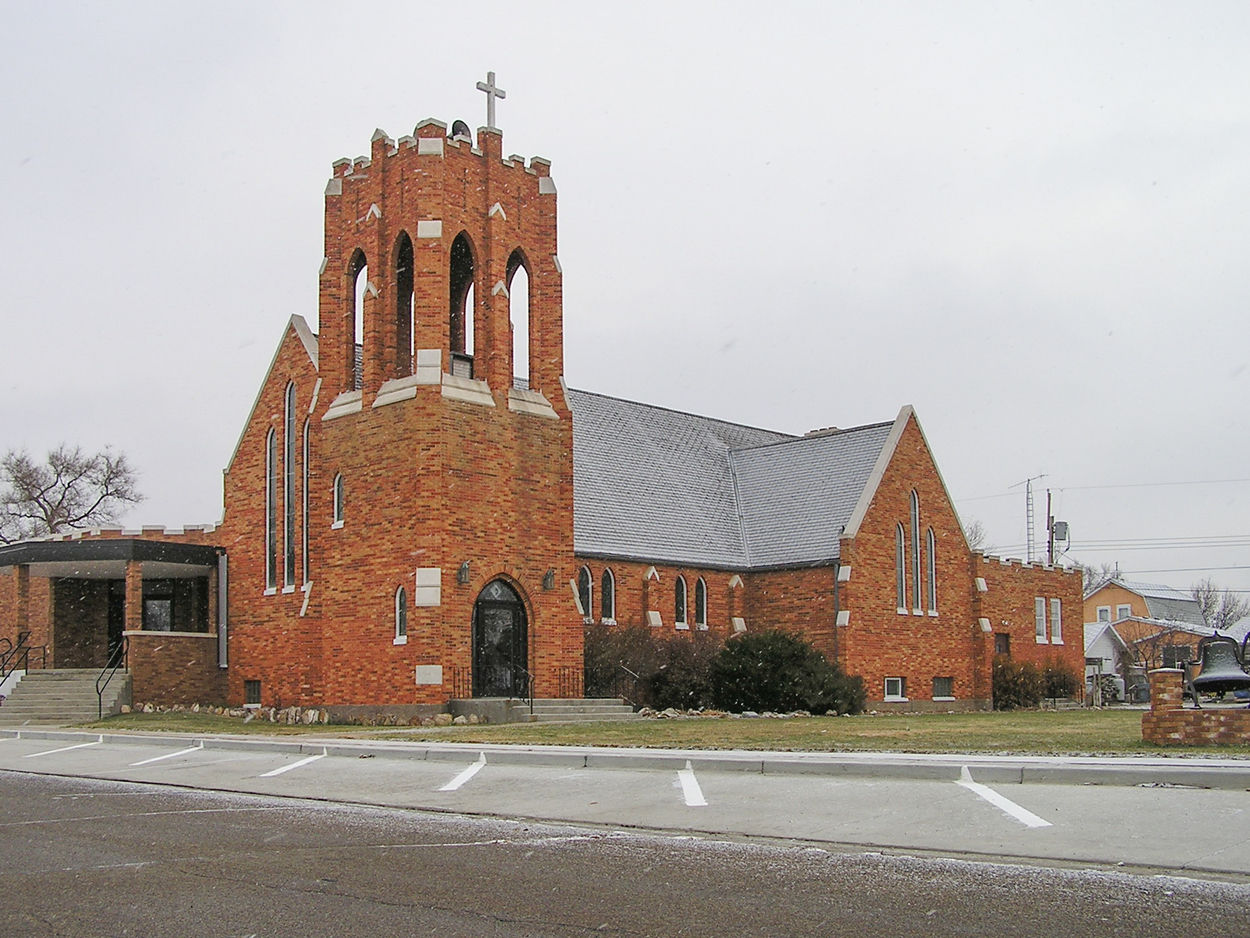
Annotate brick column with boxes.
[14,564,29,635]
[1148,668,1185,710]
[206,567,218,635]
[124,561,143,633]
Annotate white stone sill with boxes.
[932,696,956,702]
[393,635,408,646]
[123,630,217,639]
[331,520,344,530]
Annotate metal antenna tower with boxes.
[1009,475,1048,562]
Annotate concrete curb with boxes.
[4,729,1250,790]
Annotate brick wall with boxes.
[0,567,51,664]
[127,632,227,708]
[1141,668,1250,746]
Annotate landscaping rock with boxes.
[452,715,468,725]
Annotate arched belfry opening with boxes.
[449,232,476,378]
[471,579,529,698]
[506,248,530,389]
[393,232,414,377]
[348,249,367,391]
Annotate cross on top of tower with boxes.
[476,71,506,132]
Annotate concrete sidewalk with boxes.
[5,727,1249,789]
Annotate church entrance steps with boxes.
[508,698,640,724]
[0,669,132,725]
[449,697,639,724]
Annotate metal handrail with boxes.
[516,665,535,717]
[96,635,128,720]
[613,662,643,709]
[0,632,31,684]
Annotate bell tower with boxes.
[316,87,563,411]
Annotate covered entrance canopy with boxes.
[0,538,226,671]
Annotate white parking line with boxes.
[678,761,707,807]
[439,753,487,791]
[957,766,1051,828]
[23,736,103,758]
[260,749,327,777]
[129,742,204,766]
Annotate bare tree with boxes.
[1077,561,1119,594]
[1191,578,1250,633]
[0,445,142,544]
[964,519,993,553]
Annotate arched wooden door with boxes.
[472,579,529,697]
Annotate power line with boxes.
[956,477,1250,503]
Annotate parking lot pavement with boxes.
[1,731,1248,879]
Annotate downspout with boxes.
[831,560,841,667]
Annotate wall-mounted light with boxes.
[542,569,555,591]
[457,561,471,585]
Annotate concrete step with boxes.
[0,669,130,724]
[507,698,640,723]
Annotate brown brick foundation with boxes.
[1141,668,1250,746]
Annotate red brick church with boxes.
[0,85,1082,719]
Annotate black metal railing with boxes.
[96,635,128,720]
[449,666,472,699]
[1,631,46,687]
[603,663,643,709]
[515,666,535,718]
[556,666,583,700]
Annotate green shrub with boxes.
[1042,657,1081,701]
[992,655,1044,710]
[583,622,663,701]
[710,629,866,715]
[646,631,721,710]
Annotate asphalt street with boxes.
[3,770,1249,938]
[2,731,1250,878]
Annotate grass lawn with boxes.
[78,708,1250,757]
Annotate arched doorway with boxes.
[472,579,529,697]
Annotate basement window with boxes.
[884,677,907,702]
[932,676,954,700]
[244,680,261,708]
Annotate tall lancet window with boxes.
[507,249,530,389]
[283,382,296,589]
[910,491,922,614]
[394,232,414,377]
[926,528,937,614]
[265,428,277,591]
[577,565,593,623]
[895,523,907,611]
[301,418,310,584]
[350,250,367,391]
[449,232,476,377]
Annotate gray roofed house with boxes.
[568,388,894,570]
[1089,578,1206,628]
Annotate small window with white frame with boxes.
[694,577,707,629]
[1116,604,1132,620]
[332,473,345,528]
[1034,596,1048,643]
[884,676,907,701]
[1050,598,1063,644]
[1097,606,1111,622]
[932,676,954,700]
[674,575,688,629]
[394,586,408,644]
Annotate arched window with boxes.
[349,251,367,391]
[695,577,707,629]
[265,428,277,590]
[675,575,688,628]
[577,565,593,622]
[926,528,937,614]
[332,473,345,527]
[394,233,414,377]
[895,523,906,611]
[283,382,296,589]
[394,586,408,642]
[600,567,615,622]
[507,249,530,389]
[910,491,922,613]
[301,418,310,584]
[449,232,475,375]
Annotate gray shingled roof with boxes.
[568,388,894,569]
[1097,579,1206,628]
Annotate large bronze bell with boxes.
[1188,636,1250,706]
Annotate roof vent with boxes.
[804,426,840,437]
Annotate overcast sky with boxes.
[1,1,1247,596]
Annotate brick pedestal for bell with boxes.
[1141,668,1250,746]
